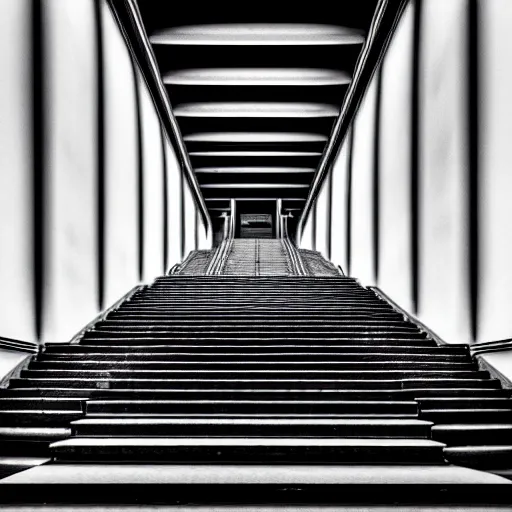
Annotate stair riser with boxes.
[71,422,432,438]
[30,362,477,371]
[0,413,82,427]
[0,400,83,412]
[422,411,512,423]
[43,345,468,355]
[39,354,471,363]
[51,446,445,464]
[443,449,512,470]
[20,370,489,380]
[76,338,438,346]
[85,402,419,415]
[11,377,495,390]
[108,313,405,319]
[0,440,54,457]
[98,321,416,329]
[418,399,512,410]
[432,428,512,445]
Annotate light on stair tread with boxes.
[2,463,508,485]
[163,68,351,86]
[72,418,431,425]
[433,424,512,430]
[195,167,316,174]
[0,427,70,436]
[150,24,365,46]
[51,438,444,448]
[184,132,328,143]
[190,151,322,156]
[174,102,340,118]
[200,183,309,189]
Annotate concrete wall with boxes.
[299,0,512,353]
[0,0,209,344]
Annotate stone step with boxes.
[84,330,429,339]
[108,311,405,319]
[76,337,439,346]
[43,344,467,354]
[0,463,509,505]
[0,398,84,412]
[50,437,446,464]
[0,427,70,456]
[71,417,433,438]
[444,445,512,469]
[9,377,499,390]
[30,361,477,371]
[422,409,512,423]
[20,369,490,380]
[432,424,512,445]
[0,411,83,427]
[38,352,471,362]
[98,320,418,328]
[84,399,419,415]
[418,397,512,410]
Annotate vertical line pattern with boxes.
[195,209,199,250]
[131,63,144,281]
[160,127,168,272]
[312,202,317,251]
[373,67,383,284]
[180,168,185,260]
[346,127,355,276]
[468,0,479,342]
[31,0,44,341]
[411,0,423,314]
[327,169,333,260]
[94,0,105,310]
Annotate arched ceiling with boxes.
[137,2,380,224]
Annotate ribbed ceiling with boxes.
[137,3,379,223]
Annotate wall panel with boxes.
[0,0,35,342]
[300,207,315,250]
[139,74,165,281]
[478,0,512,343]
[183,179,197,258]
[102,0,139,306]
[377,1,414,312]
[43,0,99,343]
[350,77,378,286]
[165,139,183,267]
[314,177,331,260]
[329,134,350,274]
[418,0,471,344]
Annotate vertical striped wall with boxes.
[0,0,209,344]
[300,0,512,346]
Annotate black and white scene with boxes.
[1,0,512,509]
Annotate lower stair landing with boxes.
[1,463,510,506]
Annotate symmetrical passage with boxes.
[1,265,512,503]
[137,3,378,229]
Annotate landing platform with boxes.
[1,464,510,506]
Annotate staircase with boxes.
[1,267,512,505]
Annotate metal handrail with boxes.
[281,216,308,276]
[471,339,512,356]
[296,0,408,240]
[106,0,212,236]
[0,336,39,354]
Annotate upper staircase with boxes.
[0,248,512,506]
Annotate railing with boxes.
[0,336,39,354]
[206,211,235,275]
[281,215,308,276]
[471,339,512,356]
[106,0,211,236]
[296,0,408,240]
